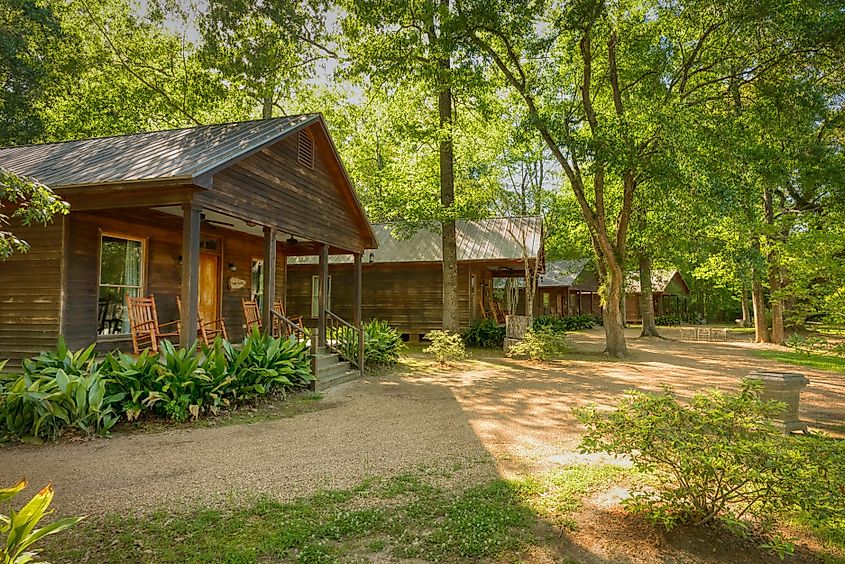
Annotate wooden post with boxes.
[262,226,277,334]
[180,203,201,349]
[353,252,364,374]
[317,244,328,347]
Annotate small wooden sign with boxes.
[228,277,247,291]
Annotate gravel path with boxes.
[1,328,841,516]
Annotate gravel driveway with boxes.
[1,328,841,516]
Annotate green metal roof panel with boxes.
[0,115,317,188]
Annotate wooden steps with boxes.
[312,346,360,391]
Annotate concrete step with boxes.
[316,369,360,391]
[316,361,350,379]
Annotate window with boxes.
[98,235,144,335]
[297,130,314,169]
[251,259,264,305]
[310,275,331,318]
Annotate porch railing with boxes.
[325,310,362,371]
[270,310,309,343]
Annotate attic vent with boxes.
[297,130,314,169]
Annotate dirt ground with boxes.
[1,327,842,561]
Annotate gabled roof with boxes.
[0,115,318,188]
[625,269,688,294]
[289,216,543,264]
[538,259,591,287]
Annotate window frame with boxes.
[96,231,148,338]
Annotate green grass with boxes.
[754,349,845,374]
[41,464,625,564]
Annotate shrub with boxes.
[576,381,839,547]
[654,314,681,326]
[462,319,506,348]
[424,331,467,365]
[362,320,404,367]
[506,328,568,361]
[533,314,594,333]
[785,333,828,355]
[1,480,83,564]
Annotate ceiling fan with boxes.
[200,213,235,228]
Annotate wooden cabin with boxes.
[624,269,690,323]
[538,260,690,323]
[0,115,377,369]
[285,217,544,337]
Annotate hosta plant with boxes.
[1,480,83,564]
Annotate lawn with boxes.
[755,349,845,374]
[43,464,627,564]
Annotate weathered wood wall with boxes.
[286,262,476,334]
[199,123,370,252]
[0,219,65,369]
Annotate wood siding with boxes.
[286,262,475,334]
[200,123,371,252]
[61,209,285,353]
[0,219,65,368]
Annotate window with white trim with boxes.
[98,235,145,335]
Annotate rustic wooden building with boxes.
[537,259,690,322]
[286,217,544,337]
[0,115,377,369]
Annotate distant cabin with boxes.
[286,217,544,338]
[537,259,690,323]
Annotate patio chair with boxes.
[126,295,180,354]
[176,297,228,346]
[477,297,488,320]
[242,299,262,334]
[273,300,304,337]
[490,300,506,325]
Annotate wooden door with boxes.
[199,253,220,321]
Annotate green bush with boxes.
[0,339,121,440]
[533,314,594,333]
[785,333,828,355]
[654,314,681,326]
[424,330,467,365]
[462,319,506,348]
[576,381,844,553]
[332,320,404,368]
[506,328,568,361]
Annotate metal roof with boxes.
[538,259,590,287]
[0,115,318,188]
[625,269,686,293]
[289,216,543,264]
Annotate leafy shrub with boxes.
[576,381,842,549]
[1,480,83,564]
[533,314,594,333]
[654,314,681,326]
[424,331,467,365]
[785,333,828,355]
[506,328,568,361]
[462,319,505,348]
[333,319,404,368]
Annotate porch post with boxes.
[353,252,363,374]
[180,203,201,349]
[262,226,277,334]
[317,243,329,347]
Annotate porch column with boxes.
[262,226,277,334]
[353,252,363,374]
[180,203,201,349]
[317,243,329,347]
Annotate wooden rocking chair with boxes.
[490,300,507,325]
[477,296,489,320]
[126,295,180,354]
[177,297,228,346]
[242,299,262,334]
[273,300,304,337]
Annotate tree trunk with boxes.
[602,262,628,357]
[751,274,770,344]
[438,56,459,333]
[740,286,751,327]
[769,262,784,344]
[262,96,273,119]
[638,256,660,337]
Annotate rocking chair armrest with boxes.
[159,320,180,329]
[198,317,225,328]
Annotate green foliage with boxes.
[0,480,83,564]
[462,319,506,348]
[506,328,568,362]
[0,339,120,440]
[785,334,828,356]
[533,314,594,333]
[332,319,404,368]
[423,331,467,365]
[577,381,844,553]
[0,168,69,260]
